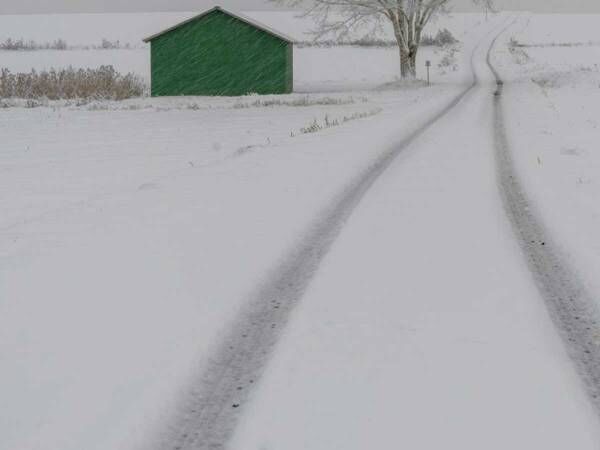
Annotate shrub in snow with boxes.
[438,46,459,72]
[507,38,531,66]
[421,28,459,47]
[0,37,137,51]
[98,38,130,50]
[0,38,69,50]
[0,66,146,100]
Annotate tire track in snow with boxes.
[489,22,600,413]
[156,20,512,450]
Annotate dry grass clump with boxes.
[233,95,366,109]
[0,38,68,50]
[0,66,146,100]
[296,108,383,135]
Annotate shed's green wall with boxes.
[150,10,293,96]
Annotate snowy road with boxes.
[490,26,600,416]
[156,27,490,450]
[3,13,600,450]
[155,17,600,450]
[225,18,600,450]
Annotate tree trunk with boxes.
[399,46,411,78]
[399,46,417,79]
[408,47,418,78]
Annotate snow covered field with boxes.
[0,45,461,91]
[3,10,600,450]
[0,10,481,450]
[0,87,463,450]
[0,12,483,89]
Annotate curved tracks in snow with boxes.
[489,23,600,413]
[156,20,517,450]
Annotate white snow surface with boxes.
[2,11,600,450]
[0,12,480,450]
[229,15,600,450]
[0,92,449,450]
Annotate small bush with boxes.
[0,37,135,51]
[508,37,521,48]
[438,46,459,72]
[55,39,68,50]
[0,38,69,50]
[507,37,531,65]
[0,66,146,100]
[98,38,130,50]
[421,28,459,47]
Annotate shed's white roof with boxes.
[143,6,296,43]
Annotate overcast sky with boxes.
[2,0,600,14]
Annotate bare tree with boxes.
[272,0,494,79]
[473,0,496,20]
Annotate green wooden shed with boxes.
[143,6,295,97]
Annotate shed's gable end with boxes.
[143,6,295,44]
[149,9,293,96]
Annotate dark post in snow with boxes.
[426,60,431,86]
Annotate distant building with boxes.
[143,6,295,97]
